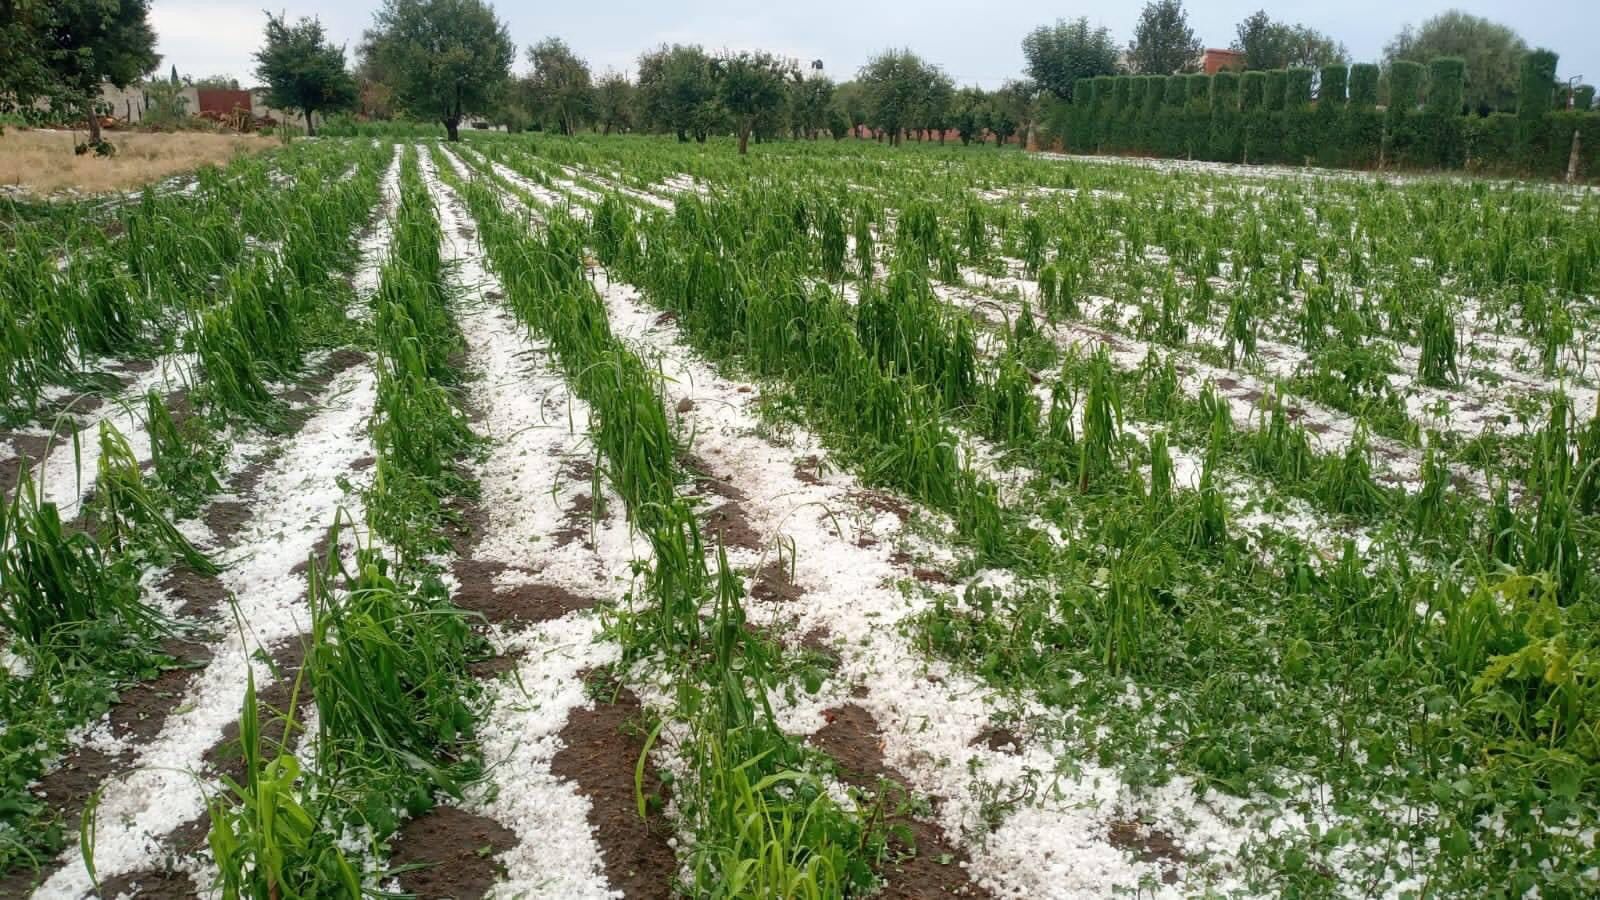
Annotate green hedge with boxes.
[1350,64,1379,107]
[1520,50,1558,120]
[1038,50,1597,180]
[1316,65,1349,167]
[1210,71,1242,162]
[1184,73,1210,159]
[1422,58,1467,168]
[1265,70,1287,112]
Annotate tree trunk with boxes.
[603,122,612,136]
[304,107,316,137]
[738,126,750,154]
[445,118,461,142]
[86,102,102,145]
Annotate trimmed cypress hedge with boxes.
[1264,70,1287,112]
[1037,48,1596,181]
[1386,60,1425,166]
[1140,75,1164,153]
[1184,73,1210,160]
[1575,85,1595,111]
[1520,50,1558,119]
[1210,71,1243,162]
[1349,64,1380,107]
[1316,65,1348,167]
[1423,58,1467,168]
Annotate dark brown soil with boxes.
[704,501,761,551]
[203,638,310,788]
[970,726,1021,754]
[388,806,517,900]
[0,431,49,498]
[811,705,991,899]
[0,641,211,895]
[468,649,526,680]
[280,348,369,407]
[793,455,825,485]
[551,683,678,899]
[451,557,597,628]
[1107,819,1184,884]
[162,561,232,620]
[675,397,694,414]
[553,491,595,548]
[750,558,803,603]
[889,552,954,585]
[681,454,764,549]
[853,489,911,523]
[94,866,197,898]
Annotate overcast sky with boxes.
[152,1,1595,93]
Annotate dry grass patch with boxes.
[0,129,273,195]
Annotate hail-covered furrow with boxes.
[33,360,378,897]
[420,156,649,894]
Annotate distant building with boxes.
[1200,49,1245,75]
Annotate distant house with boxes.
[1200,49,1245,75]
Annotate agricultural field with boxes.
[1,134,1597,900]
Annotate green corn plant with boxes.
[207,668,363,900]
[1417,297,1459,386]
[86,421,217,574]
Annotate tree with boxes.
[952,86,987,145]
[1385,11,1528,114]
[989,80,1036,147]
[712,50,793,154]
[1232,11,1347,71]
[916,68,955,141]
[254,13,357,137]
[0,3,53,113]
[1127,0,1201,75]
[593,70,634,135]
[38,0,161,146]
[858,49,945,146]
[788,73,834,139]
[362,0,514,141]
[832,80,867,137]
[1022,17,1120,101]
[637,44,717,141]
[526,37,592,135]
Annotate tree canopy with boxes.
[1231,11,1348,71]
[593,69,634,135]
[254,13,357,136]
[1022,17,1120,101]
[637,44,718,142]
[4,0,161,143]
[362,0,514,140]
[1128,0,1201,76]
[1384,10,1528,113]
[858,49,945,145]
[712,50,794,154]
[526,37,592,135]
